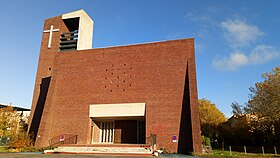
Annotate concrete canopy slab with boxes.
[90,103,145,118]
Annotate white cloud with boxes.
[212,52,249,71]
[212,45,280,71]
[249,45,280,64]
[184,12,215,27]
[215,19,279,71]
[221,19,264,48]
[185,14,278,71]
[184,13,193,19]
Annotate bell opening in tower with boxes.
[60,17,79,52]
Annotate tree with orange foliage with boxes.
[199,98,227,140]
[246,66,280,122]
[0,106,18,140]
[0,106,32,150]
[245,66,280,145]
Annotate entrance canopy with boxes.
[90,103,145,119]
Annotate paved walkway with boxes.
[0,152,194,158]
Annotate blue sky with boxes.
[0,0,279,117]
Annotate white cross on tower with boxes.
[43,25,60,48]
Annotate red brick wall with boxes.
[28,15,202,154]
[28,16,71,146]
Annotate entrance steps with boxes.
[44,144,153,156]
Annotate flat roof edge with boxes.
[92,37,194,50]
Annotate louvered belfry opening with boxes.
[60,31,78,51]
[60,17,79,51]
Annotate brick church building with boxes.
[28,10,202,154]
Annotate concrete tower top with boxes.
[62,9,94,50]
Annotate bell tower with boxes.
[28,10,93,146]
[60,10,94,51]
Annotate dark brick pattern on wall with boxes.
[28,15,202,154]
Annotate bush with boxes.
[8,133,32,151]
[5,132,53,152]
[202,135,211,147]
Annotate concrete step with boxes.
[44,146,153,156]
[59,143,150,148]
[55,146,151,153]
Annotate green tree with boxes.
[245,66,280,145]
[246,66,280,121]
[199,98,227,140]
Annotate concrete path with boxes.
[0,152,194,158]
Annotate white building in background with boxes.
[0,103,30,124]
[0,103,31,145]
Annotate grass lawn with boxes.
[202,149,280,157]
[0,146,7,152]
